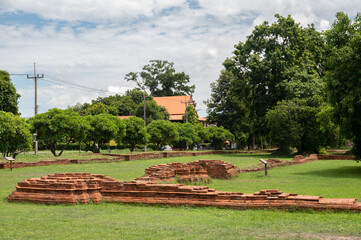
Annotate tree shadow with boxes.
[295,166,361,179]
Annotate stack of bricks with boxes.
[101,183,361,211]
[7,173,361,211]
[136,160,240,182]
[7,173,115,204]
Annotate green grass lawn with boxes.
[1,153,361,239]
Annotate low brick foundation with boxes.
[316,154,354,160]
[7,173,115,204]
[240,154,318,173]
[0,150,243,170]
[7,172,361,212]
[136,160,240,182]
[1,151,355,170]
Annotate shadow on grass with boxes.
[295,166,361,179]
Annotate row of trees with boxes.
[206,13,360,156]
[0,109,234,158]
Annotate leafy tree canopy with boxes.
[182,105,199,124]
[125,60,195,97]
[206,126,235,150]
[83,114,126,153]
[134,99,169,124]
[0,111,32,158]
[122,116,148,152]
[172,122,200,149]
[147,120,179,150]
[205,69,250,147]
[266,96,338,154]
[0,71,20,115]
[29,108,89,156]
[84,102,109,115]
[222,14,325,137]
[325,12,361,159]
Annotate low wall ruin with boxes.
[7,166,361,212]
[136,160,240,182]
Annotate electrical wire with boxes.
[44,74,107,93]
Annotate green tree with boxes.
[194,123,211,143]
[325,12,361,159]
[68,102,91,115]
[173,122,200,149]
[222,14,325,144]
[206,126,235,150]
[205,69,250,148]
[266,96,338,154]
[30,109,89,156]
[84,114,126,153]
[134,99,169,124]
[0,111,32,158]
[122,116,148,152]
[147,120,179,150]
[182,105,199,124]
[84,102,110,115]
[0,71,20,115]
[125,60,195,97]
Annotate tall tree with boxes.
[134,99,169,124]
[147,120,179,150]
[210,14,325,148]
[325,12,361,159]
[0,71,20,115]
[30,109,89,156]
[206,126,235,150]
[182,105,199,124]
[122,116,148,152]
[0,111,32,158]
[83,114,126,153]
[205,69,250,148]
[125,60,195,96]
[172,122,200,149]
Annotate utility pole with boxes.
[27,63,44,155]
[143,92,147,152]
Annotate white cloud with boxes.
[107,85,130,94]
[320,19,330,30]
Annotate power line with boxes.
[45,74,108,93]
[11,72,117,94]
[40,77,106,94]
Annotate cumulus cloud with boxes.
[107,86,130,94]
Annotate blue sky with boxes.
[0,0,359,118]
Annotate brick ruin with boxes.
[136,160,240,182]
[7,161,361,212]
[0,150,355,170]
[7,173,115,204]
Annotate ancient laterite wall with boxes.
[0,150,355,170]
[7,172,361,212]
[136,160,240,182]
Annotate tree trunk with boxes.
[252,135,256,150]
[261,136,264,150]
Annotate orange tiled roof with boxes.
[118,116,131,120]
[153,96,193,115]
